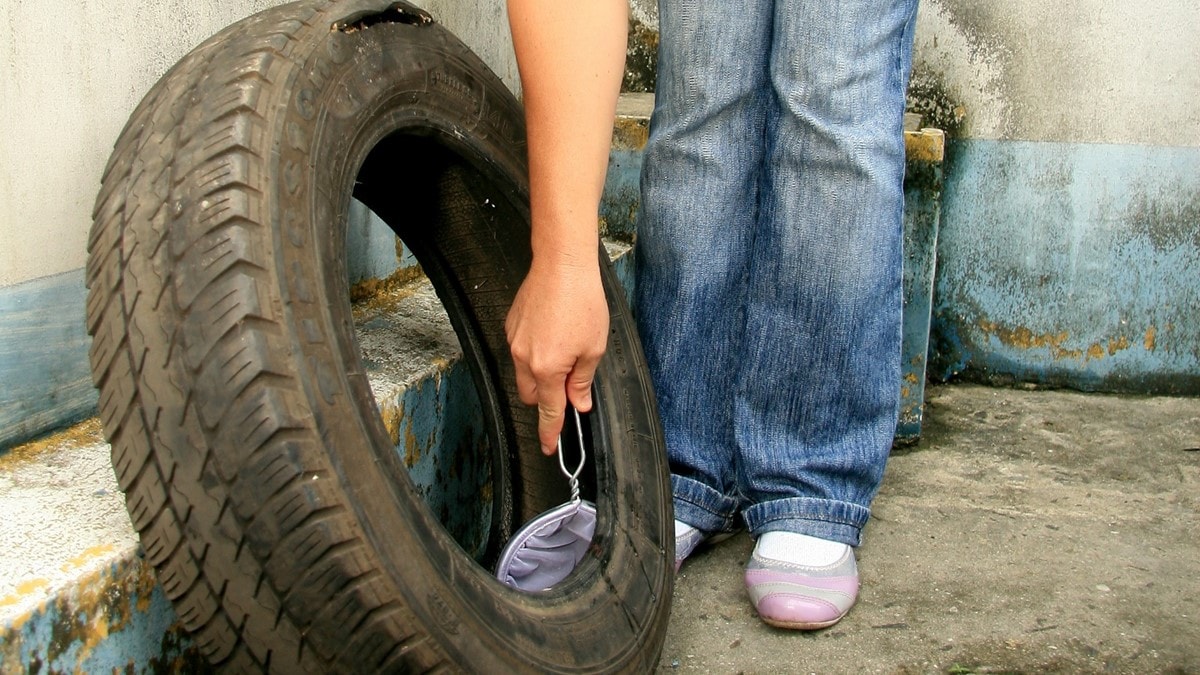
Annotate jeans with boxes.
[634,0,919,546]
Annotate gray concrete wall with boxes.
[911,0,1200,146]
[0,1,290,287]
[0,0,514,289]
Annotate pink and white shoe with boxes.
[744,536,859,630]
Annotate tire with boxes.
[85,1,673,672]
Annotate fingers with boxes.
[566,355,598,413]
[512,353,538,407]
[508,342,568,454]
[512,354,598,455]
[503,267,607,456]
[535,386,567,456]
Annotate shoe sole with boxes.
[759,614,845,631]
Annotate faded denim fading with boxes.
[634,0,919,546]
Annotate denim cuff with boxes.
[671,474,741,534]
[742,497,872,547]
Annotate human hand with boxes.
[505,257,609,455]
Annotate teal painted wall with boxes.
[930,140,1199,394]
[0,270,96,450]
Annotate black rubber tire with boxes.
[85,1,673,672]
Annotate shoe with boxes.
[744,537,859,630]
[674,521,706,571]
[673,520,735,572]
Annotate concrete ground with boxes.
[658,383,1200,674]
[3,383,1197,672]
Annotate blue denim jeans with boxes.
[634,0,919,546]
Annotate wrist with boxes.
[529,224,600,273]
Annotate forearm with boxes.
[506,0,628,270]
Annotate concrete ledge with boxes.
[0,422,197,672]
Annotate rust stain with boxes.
[132,558,159,614]
[63,544,117,572]
[403,414,422,468]
[980,319,1143,362]
[380,403,402,447]
[0,556,174,672]
[349,265,426,317]
[903,128,946,163]
[1144,326,1157,351]
[1106,335,1130,356]
[977,320,1080,360]
[612,116,649,150]
[1086,335,1134,361]
[0,418,104,470]
[54,565,130,666]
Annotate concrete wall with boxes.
[911,0,1198,146]
[0,0,513,289]
[911,0,1200,392]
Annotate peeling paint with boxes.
[930,139,1200,394]
[978,320,1078,360]
[897,126,946,441]
[0,556,198,673]
[389,360,493,560]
